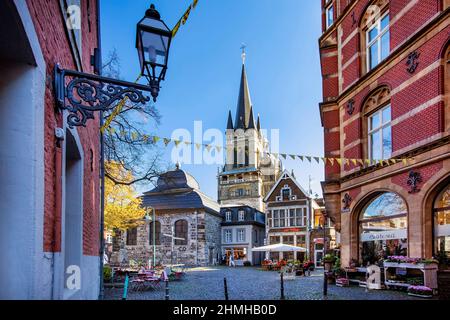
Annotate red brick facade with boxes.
[27,0,100,255]
[319,0,450,266]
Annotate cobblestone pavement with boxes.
[104,266,421,300]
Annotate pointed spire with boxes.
[234,64,253,129]
[227,110,234,130]
[257,114,261,131]
[248,106,256,129]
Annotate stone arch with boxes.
[360,85,391,159]
[421,169,450,258]
[350,187,410,264]
[358,0,390,75]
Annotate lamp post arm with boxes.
[54,64,152,128]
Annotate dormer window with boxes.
[225,211,232,222]
[326,3,334,29]
[238,210,245,222]
[281,185,291,200]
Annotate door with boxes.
[315,250,323,267]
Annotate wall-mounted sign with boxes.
[361,229,407,242]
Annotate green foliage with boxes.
[103,266,112,283]
[323,254,335,263]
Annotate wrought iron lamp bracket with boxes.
[54,64,151,128]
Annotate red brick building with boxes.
[0,0,101,299]
[319,0,449,267]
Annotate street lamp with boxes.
[136,4,172,102]
[319,212,329,297]
[54,4,172,128]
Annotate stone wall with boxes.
[112,210,222,267]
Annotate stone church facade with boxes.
[218,55,282,212]
[111,167,222,267]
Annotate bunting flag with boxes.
[163,138,171,146]
[172,0,199,38]
[106,131,414,168]
[100,75,142,133]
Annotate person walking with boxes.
[229,252,236,268]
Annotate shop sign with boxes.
[361,229,407,242]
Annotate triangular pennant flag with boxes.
[390,159,397,165]
[273,153,279,158]
[181,6,191,25]
[205,145,212,152]
[172,20,181,38]
[365,159,371,165]
[298,155,304,161]
[345,158,350,166]
[163,138,171,146]
[321,157,327,164]
[351,159,357,166]
[329,158,335,166]
[192,0,199,9]
[120,130,126,137]
[378,160,384,166]
[131,132,138,141]
[195,143,201,150]
[184,141,191,146]
[357,159,364,166]
[336,158,342,166]
[174,139,181,147]
[281,154,287,160]
[402,159,408,165]
[216,146,222,153]
[152,136,160,144]
[290,154,296,160]
[143,135,149,143]
[305,156,312,163]
[314,157,320,164]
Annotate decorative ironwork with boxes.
[407,170,422,193]
[406,51,420,74]
[346,99,355,115]
[54,64,151,128]
[342,193,352,210]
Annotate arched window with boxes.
[362,86,391,161]
[149,221,161,246]
[360,0,390,74]
[174,220,188,245]
[434,185,450,257]
[444,44,450,132]
[359,192,408,265]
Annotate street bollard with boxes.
[122,274,129,300]
[165,280,170,300]
[280,272,285,300]
[224,277,229,300]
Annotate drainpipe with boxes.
[196,211,199,266]
[96,0,105,300]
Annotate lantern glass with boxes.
[136,10,171,82]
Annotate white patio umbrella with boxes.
[251,243,306,252]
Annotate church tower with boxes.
[218,50,282,211]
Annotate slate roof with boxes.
[234,64,255,130]
[142,169,221,215]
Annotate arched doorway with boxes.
[358,192,408,265]
[433,184,450,257]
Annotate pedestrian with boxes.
[229,253,236,268]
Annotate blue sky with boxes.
[101,0,324,199]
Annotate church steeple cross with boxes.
[240,43,247,65]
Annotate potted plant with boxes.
[323,254,335,272]
[407,285,433,298]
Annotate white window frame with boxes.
[225,211,232,222]
[326,3,334,29]
[366,11,390,71]
[368,104,392,161]
[238,210,245,222]
[237,229,245,242]
[224,230,232,243]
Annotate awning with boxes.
[251,243,306,252]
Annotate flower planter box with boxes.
[383,262,438,291]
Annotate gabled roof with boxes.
[263,170,311,202]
